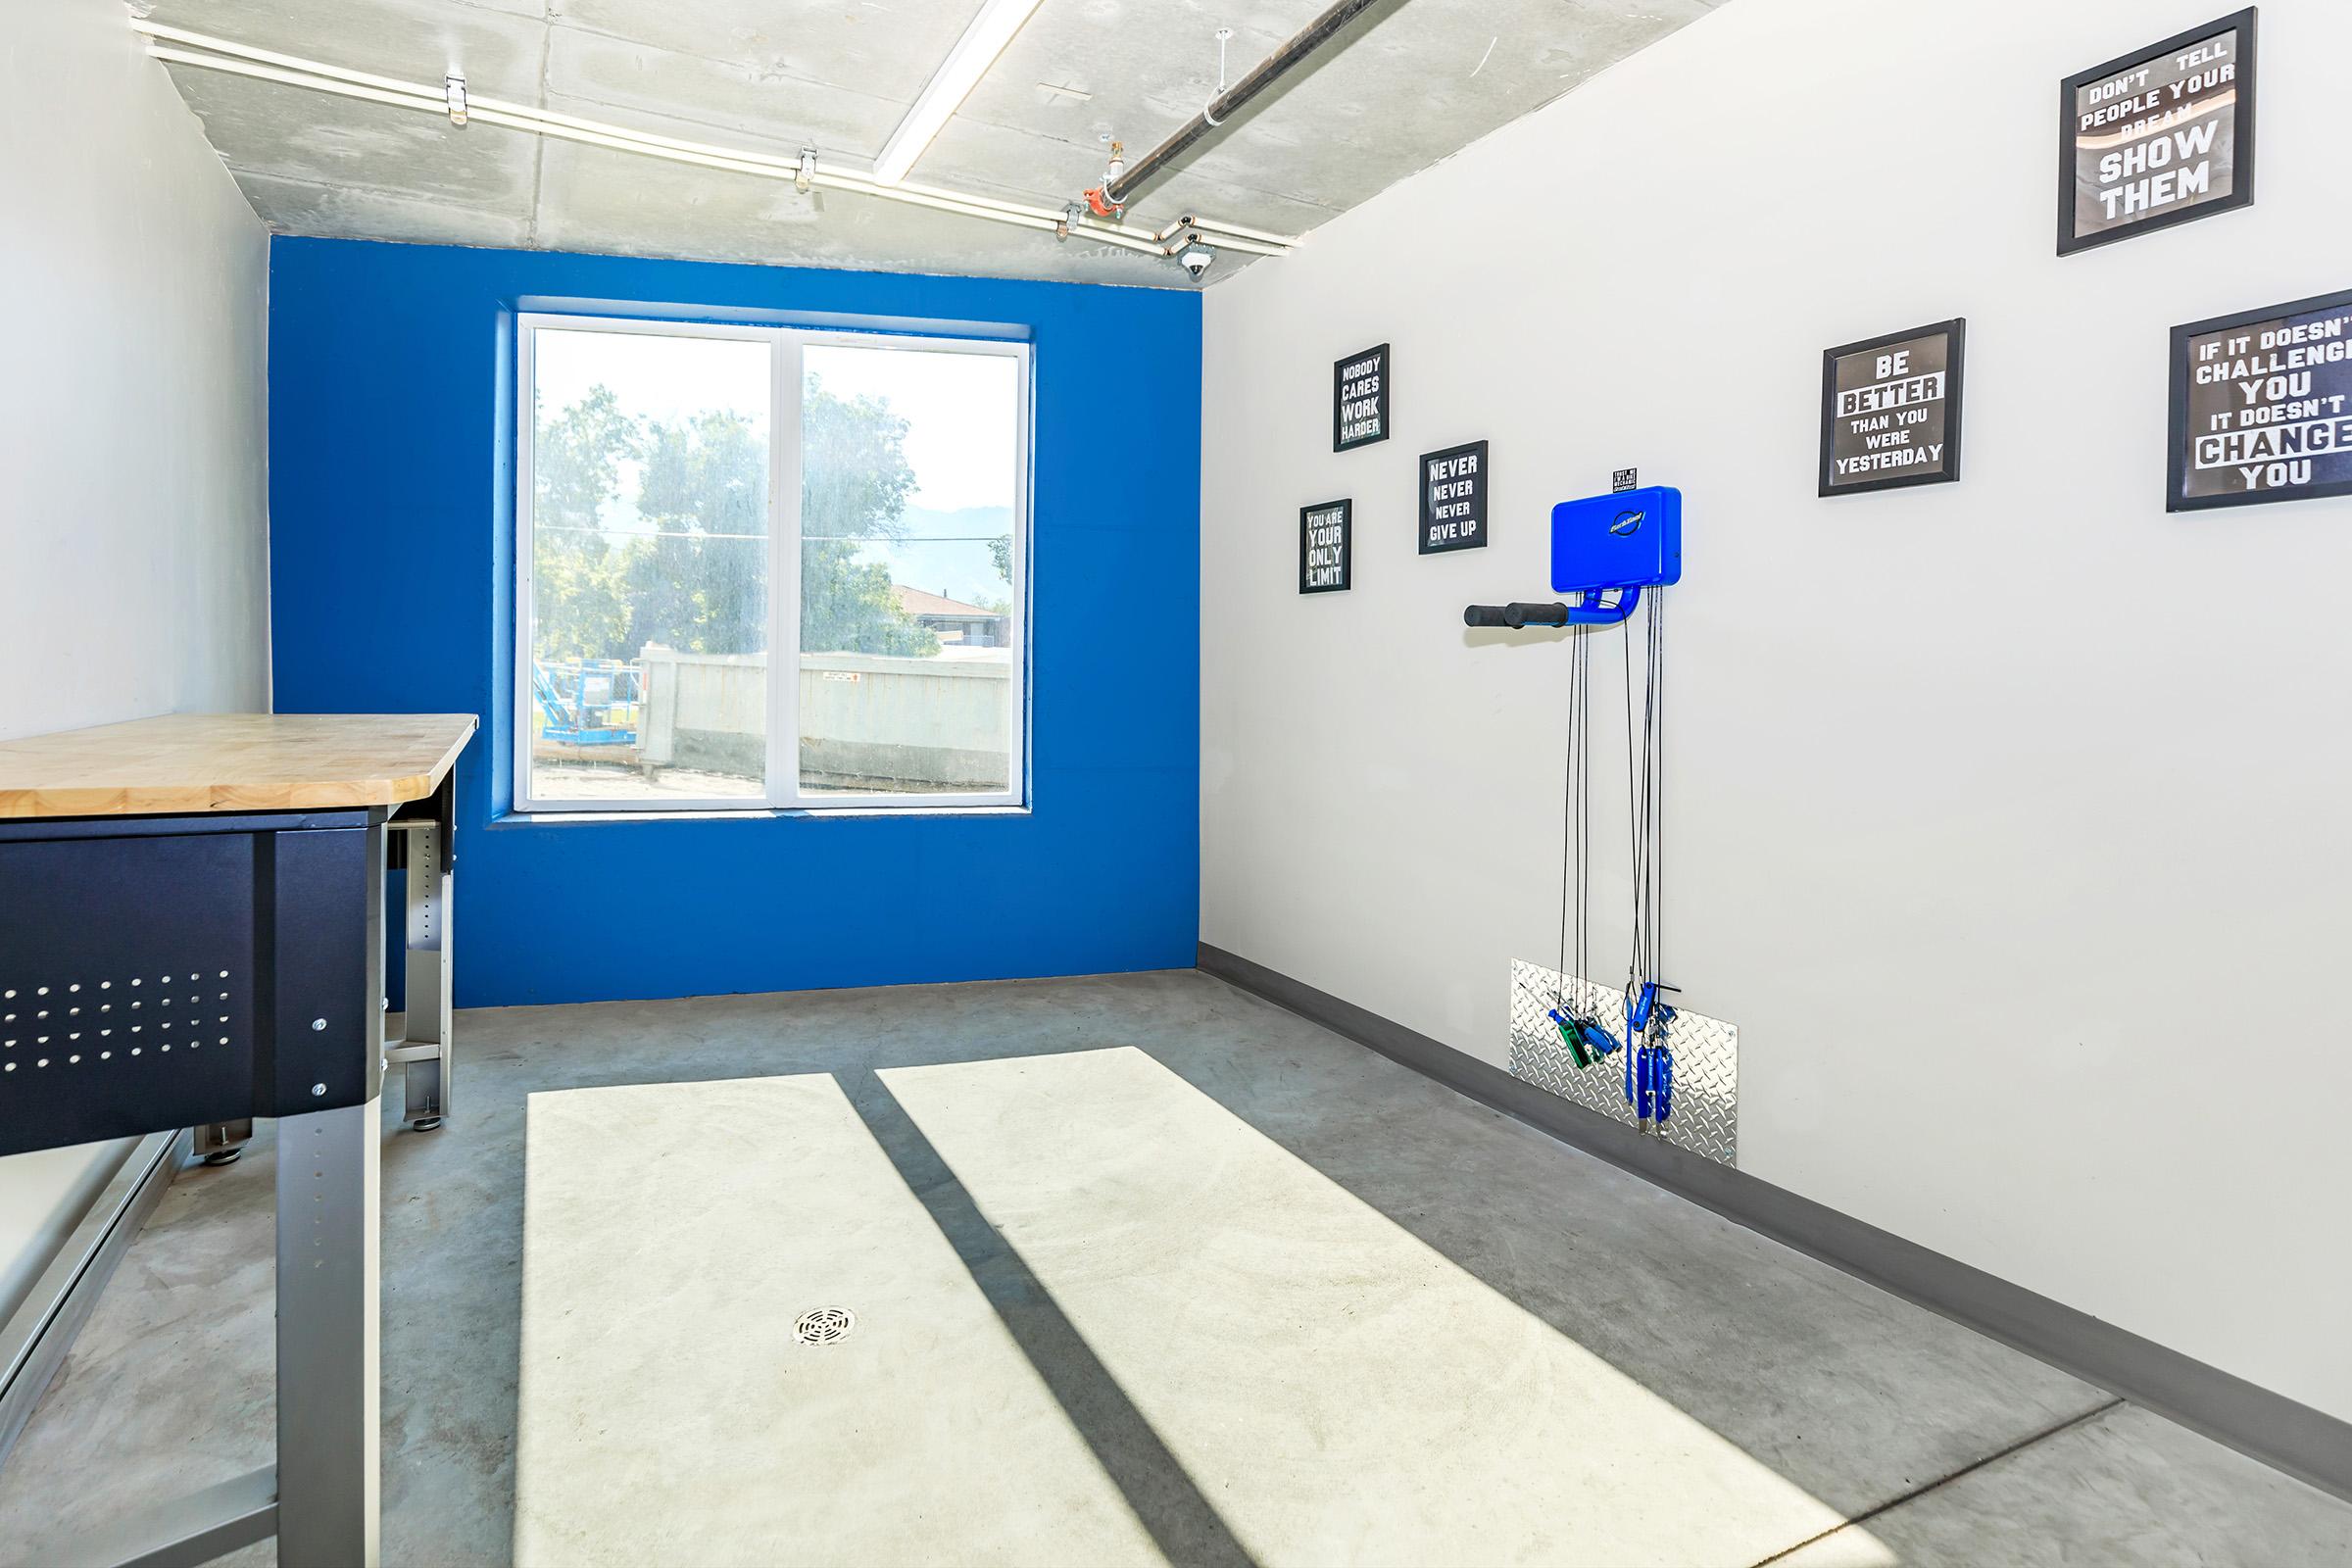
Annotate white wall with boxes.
[1202,0,2352,1422]
[0,0,269,1325]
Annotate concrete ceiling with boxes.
[138,0,1724,287]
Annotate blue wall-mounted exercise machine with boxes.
[1462,485,1684,630]
[1464,485,1684,1133]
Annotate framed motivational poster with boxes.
[2060,9,2256,255]
[1334,344,1391,451]
[1418,441,1488,554]
[1299,499,1352,592]
[2169,286,2352,512]
[1818,320,1966,497]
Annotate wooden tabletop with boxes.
[0,713,478,818]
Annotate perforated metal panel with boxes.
[1509,958,1740,1166]
[0,811,377,1157]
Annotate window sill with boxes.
[488,803,1033,828]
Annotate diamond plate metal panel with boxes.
[1509,959,1739,1166]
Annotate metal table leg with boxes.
[387,766,456,1132]
[386,816,453,1129]
[98,1470,278,1568]
[274,1100,381,1568]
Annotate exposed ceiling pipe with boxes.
[1152,212,1300,250]
[131,22,1297,269]
[1099,0,1390,211]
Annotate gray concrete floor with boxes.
[0,969,2345,1565]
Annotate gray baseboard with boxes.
[1198,941,2352,1504]
[0,1129,187,1472]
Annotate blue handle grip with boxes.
[1625,1045,1674,1123]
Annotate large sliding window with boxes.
[515,314,1029,812]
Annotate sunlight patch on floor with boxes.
[881,1047,1893,1568]
[514,1073,1163,1567]
[514,1053,1894,1567]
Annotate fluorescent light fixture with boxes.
[871,0,1046,185]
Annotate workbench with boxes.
[0,711,475,1567]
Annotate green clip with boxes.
[1552,1012,1595,1070]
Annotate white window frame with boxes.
[514,312,1032,815]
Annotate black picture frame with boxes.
[2058,8,2257,256]
[1299,499,1352,593]
[1417,440,1489,555]
[2167,285,2352,513]
[1334,343,1391,452]
[1818,319,1967,498]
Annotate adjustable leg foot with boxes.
[194,1118,253,1166]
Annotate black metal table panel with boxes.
[0,809,377,1159]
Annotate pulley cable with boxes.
[1555,616,1580,1009]
[1622,587,1673,1128]
[1643,590,1666,994]
[1549,600,1611,1068]
[1579,617,1593,986]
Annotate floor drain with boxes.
[794,1305,856,1346]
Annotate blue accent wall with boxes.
[269,237,1200,1006]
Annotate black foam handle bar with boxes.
[1464,602,1571,629]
